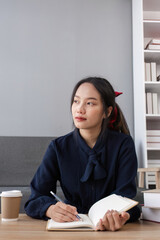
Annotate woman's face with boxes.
[72,83,106,132]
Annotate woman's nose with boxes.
[77,104,85,114]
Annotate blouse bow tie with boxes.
[80,152,107,182]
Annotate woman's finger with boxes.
[96,219,106,231]
[48,202,79,222]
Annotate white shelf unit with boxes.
[132,0,160,188]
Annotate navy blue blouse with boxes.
[25,129,140,221]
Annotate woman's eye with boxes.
[87,102,94,106]
[73,100,79,104]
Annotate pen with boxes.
[50,191,82,221]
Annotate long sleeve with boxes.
[24,141,60,219]
[109,134,140,222]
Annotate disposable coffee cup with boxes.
[0,190,22,221]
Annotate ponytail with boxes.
[108,103,130,135]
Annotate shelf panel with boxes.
[146,114,160,120]
[144,50,160,63]
[147,148,160,151]
[144,20,160,23]
[145,82,160,91]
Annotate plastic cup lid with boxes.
[0,190,22,197]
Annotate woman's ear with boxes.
[107,106,113,118]
[103,106,113,119]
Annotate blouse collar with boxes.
[74,128,108,182]
[74,128,108,153]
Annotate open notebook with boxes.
[46,194,138,231]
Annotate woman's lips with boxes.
[75,117,87,121]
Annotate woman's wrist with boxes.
[46,204,55,218]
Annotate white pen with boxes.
[50,191,82,221]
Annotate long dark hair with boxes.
[71,77,130,135]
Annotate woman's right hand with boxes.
[46,202,79,222]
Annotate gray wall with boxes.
[0,0,134,137]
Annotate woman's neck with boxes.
[79,128,101,148]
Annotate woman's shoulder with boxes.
[107,129,134,144]
[49,131,75,148]
[106,130,136,156]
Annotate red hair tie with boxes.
[108,91,123,129]
[115,91,123,97]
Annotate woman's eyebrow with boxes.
[74,95,98,101]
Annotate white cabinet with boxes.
[132,0,160,187]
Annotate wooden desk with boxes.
[0,214,160,240]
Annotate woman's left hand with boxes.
[96,210,130,231]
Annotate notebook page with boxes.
[47,214,94,230]
[88,194,134,227]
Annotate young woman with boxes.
[25,77,140,231]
